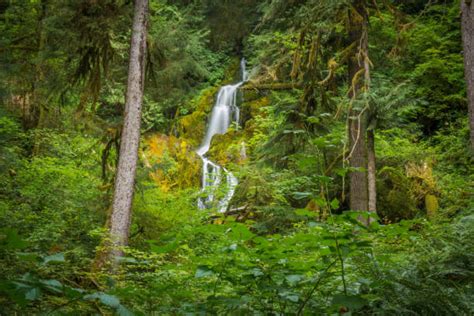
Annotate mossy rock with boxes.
[178,86,219,147]
[377,166,420,223]
[240,96,270,127]
[222,58,244,84]
[206,130,246,165]
[246,96,270,117]
[144,134,202,191]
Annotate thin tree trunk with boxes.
[26,0,47,131]
[367,129,376,214]
[348,0,369,212]
[31,0,48,156]
[109,0,148,260]
[461,0,474,151]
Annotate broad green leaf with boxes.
[0,228,28,250]
[332,294,367,310]
[293,192,313,200]
[17,252,38,262]
[307,116,320,124]
[330,198,340,209]
[43,253,65,264]
[251,268,264,277]
[40,279,63,293]
[19,272,37,283]
[286,274,304,285]
[279,291,299,302]
[25,287,40,301]
[295,209,316,217]
[85,292,120,308]
[195,265,214,278]
[116,305,134,316]
[64,287,85,299]
[226,223,255,241]
[150,239,180,254]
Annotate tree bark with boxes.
[461,0,474,151]
[30,0,49,156]
[25,0,47,131]
[109,0,148,260]
[367,129,376,213]
[348,0,369,212]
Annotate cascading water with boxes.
[197,59,248,212]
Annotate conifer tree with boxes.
[109,0,149,259]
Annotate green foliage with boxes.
[115,211,380,314]
[0,113,24,174]
[0,226,134,315]
[132,186,201,247]
[431,119,474,214]
[368,215,474,315]
[109,210,473,314]
[376,1,465,135]
[0,0,473,314]
[143,1,228,132]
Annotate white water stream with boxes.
[197,59,248,212]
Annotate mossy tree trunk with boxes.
[348,0,369,213]
[461,0,474,151]
[109,0,148,261]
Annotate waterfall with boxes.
[241,58,248,82]
[196,59,247,212]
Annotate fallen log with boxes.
[240,82,303,91]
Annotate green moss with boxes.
[222,58,243,84]
[206,130,246,166]
[178,87,219,147]
[425,194,439,218]
[377,166,419,222]
[145,134,202,191]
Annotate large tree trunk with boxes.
[461,0,474,151]
[109,0,148,259]
[367,129,376,213]
[348,0,369,212]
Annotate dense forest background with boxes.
[0,0,473,314]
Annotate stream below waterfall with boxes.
[196,59,248,212]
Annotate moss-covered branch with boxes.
[240,82,303,91]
